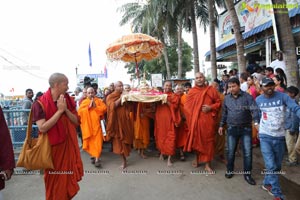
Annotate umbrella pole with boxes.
[135,55,140,85]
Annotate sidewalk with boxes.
[2,146,300,200]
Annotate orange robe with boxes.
[106,91,134,157]
[32,89,83,200]
[155,92,181,156]
[184,85,221,163]
[176,94,189,148]
[214,92,225,157]
[133,103,151,149]
[78,97,107,158]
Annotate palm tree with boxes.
[271,0,299,87]
[224,0,246,73]
[208,0,217,80]
[118,1,174,79]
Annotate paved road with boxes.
[2,147,299,200]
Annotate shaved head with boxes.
[49,73,67,88]
[114,81,123,93]
[195,72,206,87]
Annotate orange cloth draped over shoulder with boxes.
[184,86,221,163]
[32,88,83,200]
[133,102,151,149]
[106,91,134,157]
[155,92,181,156]
[214,92,225,157]
[176,94,189,148]
[78,97,107,158]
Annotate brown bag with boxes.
[16,104,54,170]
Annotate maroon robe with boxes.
[0,106,15,190]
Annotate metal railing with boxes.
[3,108,38,152]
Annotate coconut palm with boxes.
[271,0,299,87]
[224,0,246,73]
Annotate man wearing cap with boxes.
[256,77,300,200]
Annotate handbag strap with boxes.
[26,100,45,145]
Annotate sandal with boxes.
[94,160,102,168]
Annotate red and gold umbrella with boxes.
[106,33,164,78]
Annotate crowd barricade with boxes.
[3,108,39,160]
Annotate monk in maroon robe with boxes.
[32,73,83,200]
[184,72,221,172]
[0,106,15,191]
[106,81,134,169]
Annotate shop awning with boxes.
[205,21,272,57]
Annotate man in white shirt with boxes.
[270,51,286,72]
[239,72,249,92]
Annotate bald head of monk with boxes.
[114,81,123,93]
[175,84,184,95]
[87,87,95,99]
[163,81,172,93]
[195,72,206,87]
[48,73,69,98]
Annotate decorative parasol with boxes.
[106,33,164,79]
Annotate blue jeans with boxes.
[226,126,252,175]
[259,134,286,199]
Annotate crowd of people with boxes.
[1,54,300,200]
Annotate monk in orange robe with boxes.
[155,81,181,167]
[78,87,107,167]
[184,72,221,172]
[133,102,154,159]
[106,81,134,169]
[211,81,226,164]
[174,84,188,161]
[32,73,83,200]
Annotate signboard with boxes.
[297,46,300,55]
[151,74,163,87]
[218,0,300,44]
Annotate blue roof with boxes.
[205,8,300,57]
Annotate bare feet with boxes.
[192,156,198,168]
[167,156,173,167]
[119,154,127,170]
[204,163,214,174]
[140,152,147,159]
[159,154,164,161]
[179,149,185,161]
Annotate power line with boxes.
[0,47,31,65]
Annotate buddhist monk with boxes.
[155,81,181,167]
[184,72,221,172]
[211,80,226,164]
[32,73,83,200]
[78,87,107,168]
[106,81,134,169]
[174,84,188,161]
[133,102,153,159]
[0,106,15,195]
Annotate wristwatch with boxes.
[254,122,259,126]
